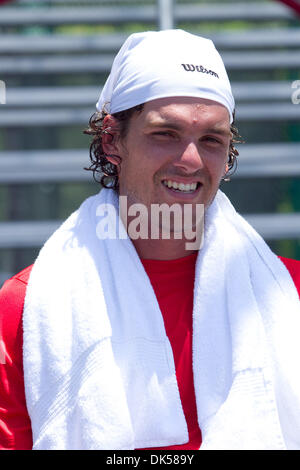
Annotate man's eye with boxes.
[204,136,222,144]
[152,131,174,137]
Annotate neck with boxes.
[132,237,198,260]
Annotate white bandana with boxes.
[96,29,235,123]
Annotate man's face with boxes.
[114,97,231,214]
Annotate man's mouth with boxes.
[162,179,200,193]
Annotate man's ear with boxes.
[224,161,229,176]
[102,115,122,164]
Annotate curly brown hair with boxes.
[83,104,243,189]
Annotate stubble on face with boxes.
[110,98,231,259]
[116,98,231,210]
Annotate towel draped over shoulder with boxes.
[23,189,300,450]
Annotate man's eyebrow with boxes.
[146,121,231,137]
[204,126,231,137]
[146,120,182,130]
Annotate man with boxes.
[1,29,300,450]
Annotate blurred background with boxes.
[0,0,299,287]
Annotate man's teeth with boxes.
[163,180,198,192]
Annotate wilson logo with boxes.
[181,64,219,78]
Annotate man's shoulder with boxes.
[278,256,300,274]
[0,264,33,302]
[8,265,33,286]
[0,265,33,346]
[278,256,300,297]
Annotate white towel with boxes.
[23,188,300,450]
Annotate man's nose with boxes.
[173,142,204,173]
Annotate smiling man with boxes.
[101,96,231,260]
[1,29,300,451]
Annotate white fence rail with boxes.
[0,0,299,259]
[0,3,295,27]
[1,211,299,250]
[1,143,300,183]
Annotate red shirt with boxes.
[0,255,300,450]
[141,253,201,450]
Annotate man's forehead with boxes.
[142,97,231,130]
